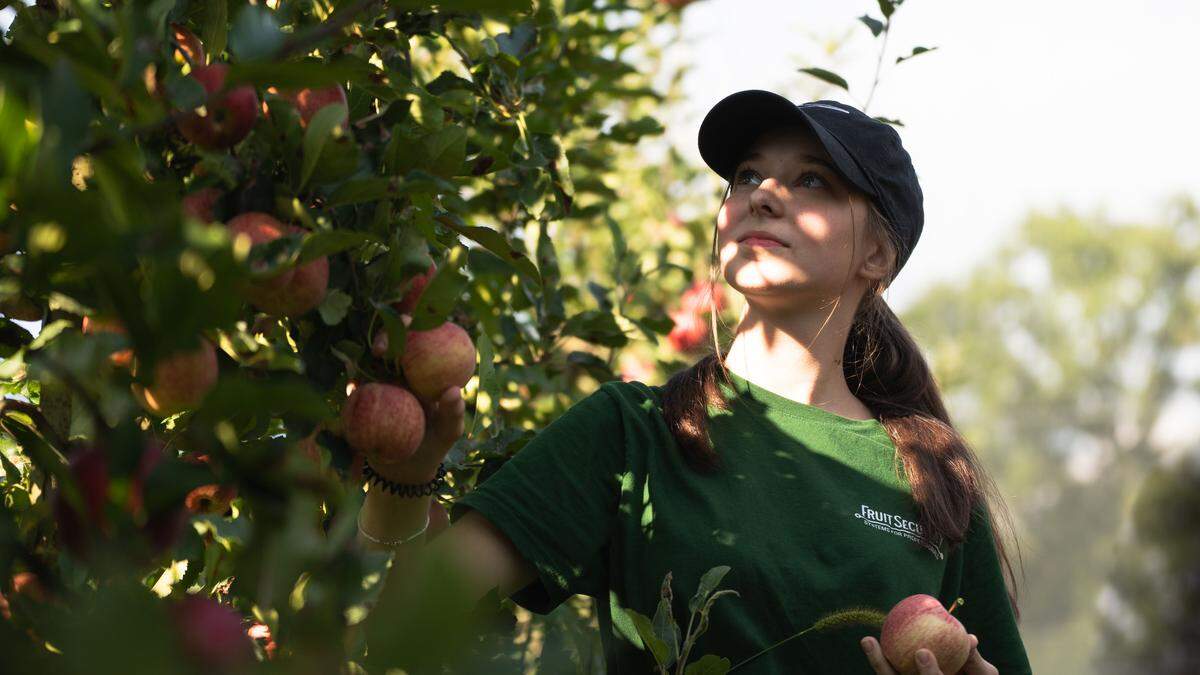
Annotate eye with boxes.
[733,168,828,190]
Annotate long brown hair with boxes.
[660,182,1025,619]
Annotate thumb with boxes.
[427,386,465,444]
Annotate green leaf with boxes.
[228,4,283,61]
[386,0,530,17]
[872,116,905,127]
[561,310,628,348]
[858,15,885,37]
[474,331,499,435]
[652,594,681,668]
[326,177,394,207]
[163,71,206,110]
[688,565,732,614]
[226,60,363,89]
[434,212,541,288]
[300,103,350,189]
[200,0,228,61]
[876,0,895,19]
[424,126,468,178]
[684,655,732,675]
[798,67,850,92]
[370,301,407,361]
[194,373,334,424]
[409,246,468,331]
[319,289,353,326]
[297,229,379,265]
[895,46,939,65]
[565,351,615,381]
[630,610,669,667]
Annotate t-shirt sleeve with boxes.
[453,385,627,615]
[954,505,1033,674]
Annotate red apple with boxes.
[0,572,50,622]
[393,262,436,315]
[242,225,328,317]
[227,217,326,316]
[181,187,222,223]
[679,279,726,316]
[169,595,255,671]
[667,309,708,352]
[130,338,219,416]
[177,63,259,150]
[399,322,476,401]
[170,23,205,66]
[81,315,134,368]
[880,594,971,675]
[185,483,237,515]
[226,212,297,297]
[340,382,425,464]
[287,84,349,129]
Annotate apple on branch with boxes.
[341,382,426,465]
[399,321,477,402]
[227,214,328,317]
[81,315,134,368]
[130,337,219,416]
[177,63,259,150]
[181,186,222,224]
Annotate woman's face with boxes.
[716,125,887,313]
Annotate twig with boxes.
[276,0,382,60]
[861,16,892,114]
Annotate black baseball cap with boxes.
[698,90,924,275]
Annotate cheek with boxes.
[716,199,746,239]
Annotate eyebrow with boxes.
[737,151,838,174]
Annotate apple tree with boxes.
[0,0,712,672]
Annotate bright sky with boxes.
[653,0,1200,312]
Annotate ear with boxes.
[858,232,893,283]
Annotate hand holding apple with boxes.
[860,595,999,675]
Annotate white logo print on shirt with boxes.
[854,504,944,560]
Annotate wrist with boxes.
[362,457,446,499]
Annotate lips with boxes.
[737,230,788,247]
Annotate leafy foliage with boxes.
[0,0,716,672]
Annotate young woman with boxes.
[356,90,1031,674]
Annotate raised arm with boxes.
[352,386,538,665]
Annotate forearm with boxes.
[356,483,435,553]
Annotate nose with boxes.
[748,177,783,218]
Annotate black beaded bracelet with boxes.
[362,458,447,498]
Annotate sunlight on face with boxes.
[715,125,872,311]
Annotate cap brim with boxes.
[697,90,875,197]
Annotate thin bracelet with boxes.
[357,507,431,547]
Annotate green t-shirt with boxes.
[455,371,1032,674]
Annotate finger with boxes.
[961,635,996,675]
[915,648,944,675]
[860,637,898,675]
[430,387,465,440]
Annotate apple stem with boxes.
[946,597,964,616]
